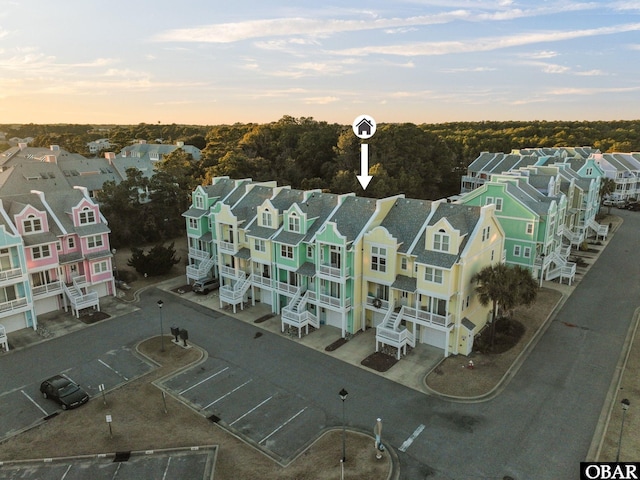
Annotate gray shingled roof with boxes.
[75,223,111,237]
[231,185,274,224]
[182,207,208,218]
[461,317,476,331]
[380,198,432,253]
[271,188,306,211]
[21,231,58,247]
[391,275,417,292]
[201,177,238,201]
[298,192,340,242]
[296,262,316,277]
[327,195,377,244]
[245,224,278,240]
[273,230,305,246]
[234,247,251,259]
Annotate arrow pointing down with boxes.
[357,143,373,189]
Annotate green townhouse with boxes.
[459,171,578,285]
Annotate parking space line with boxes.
[399,424,425,452]
[229,396,273,426]
[20,390,48,416]
[179,367,229,395]
[60,464,72,480]
[203,379,253,409]
[259,407,308,444]
[98,359,129,381]
[161,456,172,480]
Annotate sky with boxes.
[1,0,639,125]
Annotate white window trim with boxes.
[424,267,443,284]
[87,235,104,249]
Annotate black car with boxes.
[40,375,89,410]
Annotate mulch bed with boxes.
[361,352,399,372]
[254,314,275,323]
[325,337,348,352]
[78,311,111,324]
[172,284,192,294]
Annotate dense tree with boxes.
[127,242,181,276]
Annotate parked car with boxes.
[626,202,640,211]
[192,278,220,294]
[40,375,89,410]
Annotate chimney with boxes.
[104,152,116,165]
[45,154,57,164]
[138,139,146,145]
[18,142,27,151]
[50,145,60,151]
[176,141,184,147]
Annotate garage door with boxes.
[421,326,447,349]
[322,309,342,329]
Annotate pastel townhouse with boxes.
[591,153,640,203]
[367,199,505,358]
[0,150,115,345]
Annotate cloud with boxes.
[575,69,608,76]
[153,4,600,44]
[440,66,496,73]
[525,50,559,59]
[331,23,640,56]
[547,85,640,96]
[304,96,339,104]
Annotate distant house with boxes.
[356,118,373,136]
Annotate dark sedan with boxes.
[40,375,89,410]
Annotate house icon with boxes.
[356,118,373,136]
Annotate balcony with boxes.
[366,296,390,311]
[0,297,30,314]
[0,267,23,285]
[251,274,273,289]
[32,280,63,298]
[318,264,346,279]
[401,306,453,328]
[220,265,245,280]
[188,247,210,260]
[316,293,351,310]
[218,240,238,254]
[276,281,299,295]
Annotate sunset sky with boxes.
[1,0,639,125]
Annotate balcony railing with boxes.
[319,264,343,278]
[220,265,245,280]
[0,267,23,283]
[32,280,63,298]
[366,296,390,310]
[251,274,272,288]
[0,297,29,314]
[188,247,210,260]
[276,281,299,295]
[317,293,351,310]
[218,240,237,254]
[402,306,452,328]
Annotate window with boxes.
[188,218,198,229]
[288,214,300,233]
[68,237,75,249]
[485,197,494,206]
[79,207,96,225]
[32,245,51,259]
[307,245,313,259]
[586,167,593,176]
[281,245,293,259]
[523,247,531,258]
[93,261,109,274]
[254,239,266,252]
[526,223,534,235]
[482,226,491,242]
[401,257,408,271]
[87,235,104,249]
[495,198,503,211]
[371,246,387,272]
[425,267,443,284]
[434,232,449,252]
[23,215,42,234]
[194,195,204,209]
[514,245,521,257]
[262,210,273,228]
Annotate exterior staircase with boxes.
[63,275,100,318]
[186,254,216,282]
[588,218,608,241]
[219,274,251,313]
[0,324,8,352]
[545,249,577,285]
[375,306,416,360]
[281,288,318,338]
[562,227,582,247]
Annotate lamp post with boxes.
[339,388,348,464]
[539,252,545,287]
[616,398,630,461]
[157,300,165,352]
[111,248,117,280]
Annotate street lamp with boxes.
[111,248,117,280]
[539,252,545,287]
[339,388,348,464]
[157,299,165,352]
[616,398,630,461]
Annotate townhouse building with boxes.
[591,152,640,202]
[0,148,115,347]
[184,177,505,358]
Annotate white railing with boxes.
[276,281,299,295]
[188,247,210,260]
[0,267,22,283]
[218,240,237,253]
[319,264,342,278]
[73,275,88,287]
[187,255,216,280]
[366,296,390,310]
[0,324,7,351]
[0,297,29,314]
[32,280,63,297]
[251,274,273,288]
[375,325,416,359]
[220,265,245,280]
[318,293,351,309]
[219,276,251,304]
[402,306,451,327]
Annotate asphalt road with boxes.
[1,209,638,480]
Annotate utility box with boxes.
[179,329,189,347]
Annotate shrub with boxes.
[127,242,181,276]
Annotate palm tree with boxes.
[472,264,538,351]
[600,177,617,213]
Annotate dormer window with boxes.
[434,231,449,252]
[79,207,96,225]
[23,214,42,234]
[262,209,273,228]
[194,195,204,209]
[495,198,503,211]
[288,213,300,233]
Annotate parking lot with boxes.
[160,356,326,464]
[0,346,155,442]
[0,447,216,480]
